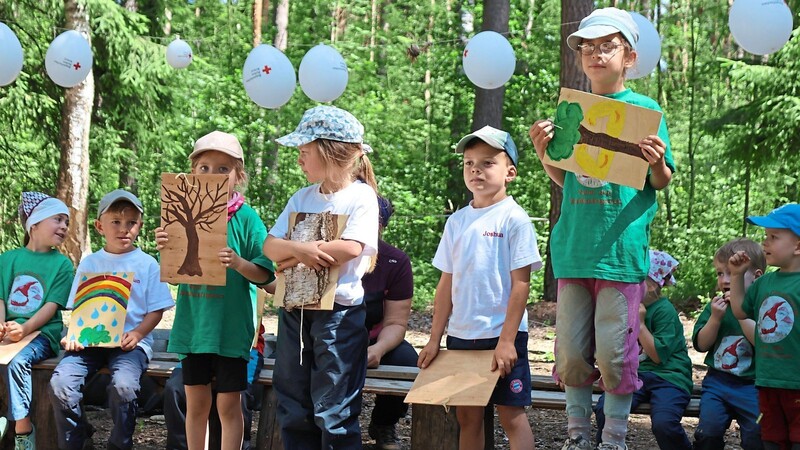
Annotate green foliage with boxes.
[547,101,583,160]
[79,324,112,346]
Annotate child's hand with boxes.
[639,135,666,166]
[4,321,25,342]
[417,340,440,369]
[491,340,517,377]
[294,241,336,271]
[529,120,555,160]
[728,251,752,276]
[61,336,85,352]
[154,227,169,251]
[710,294,729,320]
[219,247,242,270]
[275,257,300,273]
[638,303,647,325]
[120,330,143,351]
[0,322,5,342]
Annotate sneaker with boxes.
[368,423,401,450]
[14,426,35,450]
[0,417,7,440]
[596,443,627,450]
[561,435,593,450]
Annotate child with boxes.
[692,238,764,450]
[595,250,693,450]
[0,192,73,448]
[728,204,800,450]
[528,7,676,450]
[418,126,542,450]
[264,105,379,448]
[156,131,275,450]
[49,189,174,450]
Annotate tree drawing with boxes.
[547,100,647,162]
[161,176,228,277]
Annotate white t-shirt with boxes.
[67,248,175,360]
[433,196,542,339]
[270,181,378,306]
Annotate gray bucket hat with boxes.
[567,7,639,51]
[276,105,373,153]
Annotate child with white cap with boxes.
[264,105,379,448]
[527,7,677,450]
[0,192,74,448]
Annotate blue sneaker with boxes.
[14,425,34,450]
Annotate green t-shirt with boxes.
[0,247,74,354]
[168,204,275,361]
[741,271,800,389]
[551,89,676,282]
[692,303,755,380]
[639,297,693,394]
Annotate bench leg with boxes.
[32,369,58,450]
[255,386,283,450]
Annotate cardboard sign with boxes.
[160,173,229,286]
[544,88,663,190]
[66,272,133,348]
[404,350,500,407]
[0,331,41,365]
[273,212,348,311]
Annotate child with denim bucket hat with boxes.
[728,203,800,449]
[527,7,676,450]
[264,105,379,448]
[418,126,541,449]
[0,192,73,448]
[595,250,693,450]
[155,131,276,450]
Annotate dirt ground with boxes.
[78,302,750,450]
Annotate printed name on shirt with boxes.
[483,230,504,238]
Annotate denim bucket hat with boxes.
[455,125,519,166]
[276,105,373,154]
[567,7,640,51]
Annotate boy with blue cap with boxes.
[728,203,800,450]
[419,125,542,449]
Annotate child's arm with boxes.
[529,120,566,187]
[4,302,59,342]
[694,295,727,352]
[641,135,672,190]
[264,235,336,272]
[738,318,756,346]
[0,301,6,341]
[638,303,661,364]
[121,308,166,351]
[727,251,752,320]
[219,247,272,283]
[492,265,532,376]
[418,272,453,369]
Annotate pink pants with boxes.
[552,278,645,395]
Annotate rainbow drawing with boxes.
[66,272,133,348]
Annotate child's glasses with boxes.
[576,41,627,56]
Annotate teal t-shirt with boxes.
[639,297,693,394]
[741,271,800,389]
[168,204,275,361]
[0,247,74,354]
[692,303,755,380]
[551,89,676,282]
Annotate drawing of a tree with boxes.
[161,176,228,276]
[547,100,647,161]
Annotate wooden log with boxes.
[255,386,284,450]
[410,403,459,450]
[32,368,58,450]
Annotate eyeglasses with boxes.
[576,41,627,56]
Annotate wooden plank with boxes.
[66,272,132,348]
[0,331,41,365]
[405,350,499,407]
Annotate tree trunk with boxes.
[253,0,263,47]
[578,126,647,160]
[178,225,203,276]
[542,0,592,301]
[274,0,288,51]
[470,0,509,130]
[56,0,94,266]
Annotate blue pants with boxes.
[4,334,54,421]
[596,371,691,450]
[370,339,417,427]
[275,303,368,450]
[163,349,264,450]
[49,347,148,450]
[694,369,762,450]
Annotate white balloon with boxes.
[463,31,516,90]
[45,30,93,88]
[166,38,193,69]
[299,44,348,102]
[242,44,296,109]
[0,22,23,87]
[627,12,662,80]
[729,0,793,55]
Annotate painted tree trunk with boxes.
[471,0,509,130]
[578,125,647,161]
[56,0,94,266]
[178,225,203,276]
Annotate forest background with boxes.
[1,0,798,313]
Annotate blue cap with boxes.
[567,7,639,51]
[747,204,800,237]
[454,125,519,166]
[276,105,372,154]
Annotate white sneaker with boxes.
[0,417,7,440]
[596,442,627,450]
[562,435,593,450]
